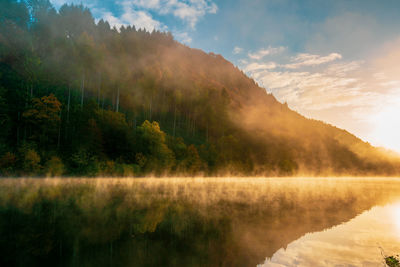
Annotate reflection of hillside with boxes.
[1,178,400,266]
[230,199,387,266]
[259,202,400,266]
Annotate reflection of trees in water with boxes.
[0,178,399,267]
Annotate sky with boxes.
[50,0,400,152]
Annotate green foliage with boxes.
[184,145,203,175]
[69,149,99,176]
[0,87,10,142]
[135,152,146,168]
[386,256,400,267]
[137,121,175,171]
[167,136,187,161]
[23,94,61,148]
[23,94,61,125]
[95,110,132,160]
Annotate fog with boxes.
[1,177,400,266]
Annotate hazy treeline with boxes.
[0,0,399,177]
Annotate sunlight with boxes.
[369,94,400,153]
[391,203,400,239]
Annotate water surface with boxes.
[260,200,400,266]
[0,177,399,266]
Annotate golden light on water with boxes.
[392,203,400,238]
[370,95,400,153]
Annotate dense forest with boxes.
[0,0,399,177]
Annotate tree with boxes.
[44,156,64,177]
[0,0,30,28]
[0,87,10,146]
[184,145,203,175]
[21,147,41,175]
[96,109,132,160]
[23,94,61,147]
[137,121,174,171]
[0,152,17,176]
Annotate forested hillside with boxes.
[0,0,399,177]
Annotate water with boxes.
[260,201,400,266]
[0,177,400,266]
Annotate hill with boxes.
[0,0,399,176]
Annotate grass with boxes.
[386,256,400,267]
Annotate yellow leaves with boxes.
[23,93,61,125]
[41,94,62,112]
[97,109,128,129]
[22,148,41,173]
[135,153,147,168]
[44,156,65,177]
[139,120,166,144]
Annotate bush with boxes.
[70,149,100,176]
[118,163,135,177]
[101,160,116,176]
[44,156,65,177]
[22,149,41,175]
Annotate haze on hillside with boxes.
[1,0,400,177]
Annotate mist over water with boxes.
[1,177,400,266]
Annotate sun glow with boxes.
[369,94,400,153]
[391,203,400,239]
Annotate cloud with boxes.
[324,61,363,77]
[128,11,164,31]
[132,0,161,9]
[241,48,369,112]
[233,46,243,54]
[252,68,365,110]
[94,3,166,32]
[248,46,286,60]
[51,1,166,32]
[284,53,342,69]
[244,62,277,72]
[173,31,192,44]
[243,54,379,114]
[131,0,218,29]
[51,0,216,30]
[240,44,400,150]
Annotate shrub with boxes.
[22,149,41,175]
[44,156,65,177]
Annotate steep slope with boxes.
[0,1,399,176]
[133,37,400,175]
